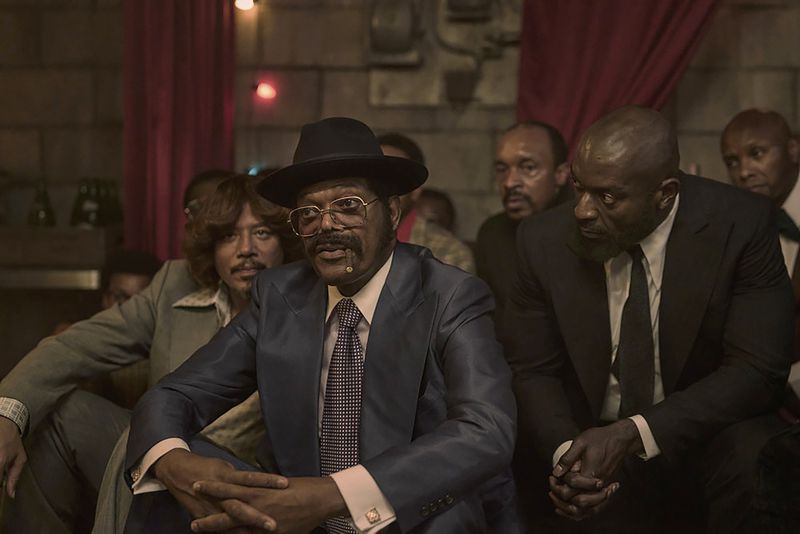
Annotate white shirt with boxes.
[779,172,800,398]
[133,254,397,533]
[778,171,800,274]
[553,196,680,466]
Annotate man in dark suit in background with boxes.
[507,106,791,531]
[475,121,572,332]
[122,117,517,533]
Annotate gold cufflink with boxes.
[366,508,381,524]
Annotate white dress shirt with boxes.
[779,172,800,397]
[134,254,397,533]
[778,171,800,275]
[553,196,680,466]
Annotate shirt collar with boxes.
[637,193,680,289]
[326,252,394,325]
[173,283,233,327]
[781,169,800,225]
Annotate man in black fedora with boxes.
[121,117,517,533]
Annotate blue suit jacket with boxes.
[126,243,517,532]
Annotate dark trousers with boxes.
[123,439,264,534]
[0,390,130,534]
[753,423,800,533]
[516,414,788,534]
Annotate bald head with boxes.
[721,109,799,204]
[576,106,679,188]
[571,106,681,262]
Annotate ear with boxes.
[788,137,800,165]
[388,196,402,230]
[554,162,570,188]
[657,177,681,210]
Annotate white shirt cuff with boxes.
[330,464,396,533]
[552,440,573,468]
[629,415,661,460]
[788,361,800,397]
[130,438,190,494]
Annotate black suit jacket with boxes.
[506,174,792,464]
[126,243,516,533]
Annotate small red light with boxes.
[255,82,277,100]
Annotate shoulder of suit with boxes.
[477,212,510,239]
[517,202,572,245]
[683,174,773,221]
[251,259,317,293]
[151,259,203,299]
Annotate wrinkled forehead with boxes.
[296,177,375,206]
[497,127,552,158]
[722,122,787,152]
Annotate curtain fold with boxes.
[124,0,235,259]
[516,0,717,154]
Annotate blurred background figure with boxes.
[182,169,234,222]
[379,133,475,272]
[99,251,163,310]
[475,121,571,330]
[52,250,162,336]
[417,187,457,233]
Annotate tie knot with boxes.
[335,298,362,329]
[627,245,644,263]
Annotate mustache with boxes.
[503,189,532,204]
[307,231,364,256]
[231,260,266,273]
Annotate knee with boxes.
[51,390,109,429]
[702,416,784,497]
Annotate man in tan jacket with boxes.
[0,176,299,533]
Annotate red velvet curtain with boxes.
[517,0,717,154]
[123,0,235,259]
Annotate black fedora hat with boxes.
[258,117,428,207]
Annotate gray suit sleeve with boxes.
[362,276,516,532]
[0,261,171,433]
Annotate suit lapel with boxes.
[360,245,432,460]
[553,242,612,420]
[659,178,728,394]
[259,270,326,477]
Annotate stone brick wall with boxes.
[234,0,517,240]
[0,0,122,227]
[670,0,800,185]
[1,0,799,240]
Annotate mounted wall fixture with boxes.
[368,0,422,66]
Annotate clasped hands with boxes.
[153,449,347,533]
[547,419,643,521]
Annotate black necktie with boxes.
[777,209,800,242]
[612,245,655,418]
[320,298,363,534]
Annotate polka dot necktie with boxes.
[320,298,364,534]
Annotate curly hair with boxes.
[183,174,303,288]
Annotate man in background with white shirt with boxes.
[721,109,800,395]
[122,117,517,533]
[506,106,791,531]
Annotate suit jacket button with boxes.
[444,494,454,505]
[420,505,430,517]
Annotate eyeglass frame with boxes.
[287,195,380,237]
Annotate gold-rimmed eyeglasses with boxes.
[288,195,379,237]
